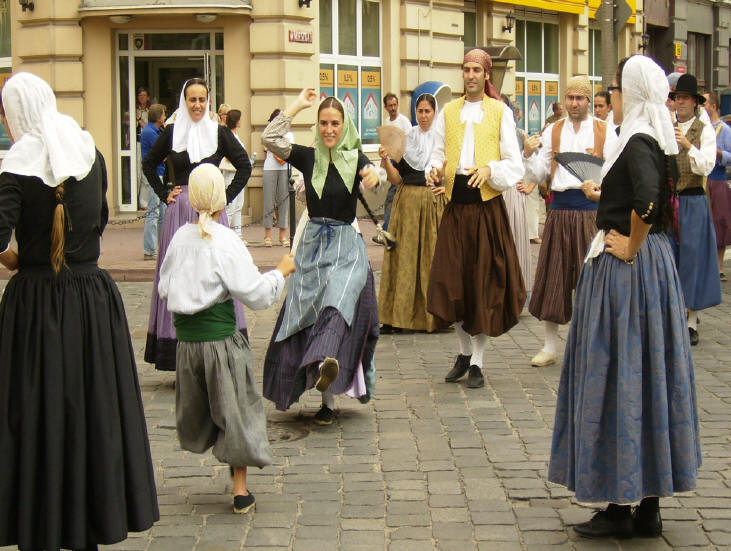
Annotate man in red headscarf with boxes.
[426,48,526,389]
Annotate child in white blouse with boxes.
[158,163,295,514]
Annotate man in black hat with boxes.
[669,73,721,345]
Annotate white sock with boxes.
[470,334,488,369]
[543,321,559,355]
[455,321,471,356]
[321,390,335,410]
[687,310,698,330]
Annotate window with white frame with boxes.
[463,0,476,49]
[0,0,12,153]
[687,32,709,88]
[319,0,382,146]
[588,28,602,96]
[514,17,560,134]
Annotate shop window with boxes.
[319,0,383,147]
[687,32,709,88]
[514,19,560,133]
[463,1,476,49]
[588,29,602,96]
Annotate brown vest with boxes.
[549,117,608,180]
[675,117,705,192]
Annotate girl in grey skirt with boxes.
[158,164,296,513]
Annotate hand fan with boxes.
[554,152,604,183]
[376,126,406,162]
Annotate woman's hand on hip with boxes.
[167,186,182,204]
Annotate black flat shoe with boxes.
[465,365,484,388]
[573,510,633,539]
[633,507,662,537]
[689,327,699,346]
[314,404,335,425]
[444,354,470,382]
[380,324,394,334]
[233,492,255,514]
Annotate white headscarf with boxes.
[188,163,226,242]
[171,79,219,163]
[403,94,437,172]
[601,55,678,180]
[0,72,96,188]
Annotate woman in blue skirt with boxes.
[548,55,701,539]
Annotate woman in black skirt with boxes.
[0,72,158,551]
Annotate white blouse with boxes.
[158,222,285,315]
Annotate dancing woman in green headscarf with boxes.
[261,88,380,425]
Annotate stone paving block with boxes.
[340,530,385,545]
[476,543,523,551]
[473,524,520,541]
[244,528,293,547]
[147,537,197,551]
[388,541,435,551]
[294,525,338,540]
[430,507,470,523]
[663,525,711,547]
[432,522,473,540]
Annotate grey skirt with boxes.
[176,332,272,468]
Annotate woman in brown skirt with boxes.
[378,93,449,333]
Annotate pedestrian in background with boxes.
[141,102,167,260]
[158,164,295,514]
[142,77,251,371]
[549,54,700,540]
[379,93,413,236]
[0,71,159,551]
[262,108,292,247]
[221,108,247,238]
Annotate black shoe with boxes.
[314,404,335,425]
[233,492,255,514]
[444,354,470,382]
[380,324,394,334]
[573,509,634,539]
[633,507,662,538]
[466,365,484,388]
[688,327,699,346]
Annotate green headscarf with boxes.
[311,96,362,199]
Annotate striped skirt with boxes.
[708,178,731,248]
[549,233,701,504]
[528,209,597,325]
[503,185,533,294]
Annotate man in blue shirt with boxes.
[140,103,167,259]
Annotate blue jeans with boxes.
[143,176,166,255]
[382,183,397,231]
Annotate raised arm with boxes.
[262,88,318,161]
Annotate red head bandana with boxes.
[463,49,500,100]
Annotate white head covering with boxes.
[601,55,679,180]
[0,72,96,188]
[188,163,226,242]
[171,79,219,163]
[403,94,438,172]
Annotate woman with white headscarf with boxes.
[548,56,700,539]
[377,93,449,333]
[0,72,158,550]
[142,78,252,372]
[158,164,295,514]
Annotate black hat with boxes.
[669,74,706,104]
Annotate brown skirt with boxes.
[378,185,449,332]
[427,197,526,336]
[528,208,597,324]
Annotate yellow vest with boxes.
[443,95,504,202]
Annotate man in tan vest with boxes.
[426,48,526,389]
[522,76,619,367]
[669,73,720,345]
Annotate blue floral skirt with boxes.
[548,232,701,504]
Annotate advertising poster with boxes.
[360,67,381,143]
[544,81,558,123]
[527,80,541,135]
[319,64,334,101]
[515,79,525,132]
[0,71,11,151]
[337,66,359,132]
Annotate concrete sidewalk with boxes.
[0,219,386,281]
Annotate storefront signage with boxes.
[545,81,559,123]
[515,78,525,131]
[674,42,685,60]
[319,65,334,100]
[527,80,541,135]
[676,65,687,74]
[361,68,381,142]
[337,66,359,131]
[288,30,312,44]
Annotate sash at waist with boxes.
[550,189,598,211]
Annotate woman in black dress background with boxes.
[143,78,252,371]
[0,72,158,550]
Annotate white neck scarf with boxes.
[171,80,219,163]
[403,124,436,172]
[601,55,678,181]
[0,72,96,188]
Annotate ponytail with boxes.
[50,182,67,274]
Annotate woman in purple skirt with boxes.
[142,78,251,370]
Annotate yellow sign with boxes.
[337,69,358,88]
[545,82,558,95]
[320,68,334,87]
[361,70,380,89]
[675,42,682,59]
[515,80,524,96]
[528,81,541,95]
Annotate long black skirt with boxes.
[0,265,159,551]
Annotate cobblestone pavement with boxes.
[1,275,730,551]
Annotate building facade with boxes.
[3,0,725,218]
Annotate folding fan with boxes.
[376,126,407,162]
[554,152,604,184]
